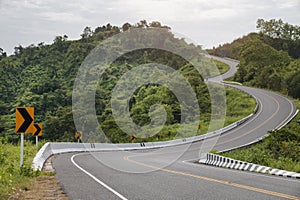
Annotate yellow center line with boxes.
[125,89,282,156]
[124,155,299,200]
[215,91,280,146]
[121,90,300,199]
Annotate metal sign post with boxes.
[16,107,42,168]
[36,136,38,151]
[20,133,24,168]
[197,124,202,134]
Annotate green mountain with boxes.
[209,19,300,97]
[0,21,225,143]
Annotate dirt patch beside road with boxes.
[12,155,69,200]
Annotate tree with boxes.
[94,25,106,33]
[81,26,93,39]
[235,39,291,90]
[257,18,284,39]
[122,22,132,32]
[106,23,112,31]
[14,45,23,56]
[150,21,170,29]
[136,20,148,28]
[239,39,291,69]
[0,20,213,143]
[53,35,68,44]
[257,18,300,58]
[149,21,161,28]
[287,71,300,98]
[53,35,69,52]
[208,32,259,59]
[0,48,6,59]
[111,26,120,34]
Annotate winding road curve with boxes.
[53,57,299,200]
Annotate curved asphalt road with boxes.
[53,58,299,200]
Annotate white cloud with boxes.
[36,12,89,24]
[272,0,300,8]
[0,0,299,54]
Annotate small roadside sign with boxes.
[32,123,42,137]
[16,107,35,134]
[75,131,82,142]
[16,107,35,169]
[130,134,136,142]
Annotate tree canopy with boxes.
[209,18,300,98]
[0,20,222,143]
[256,18,300,41]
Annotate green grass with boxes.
[0,80,256,199]
[199,87,256,132]
[135,86,256,142]
[214,60,230,75]
[221,100,300,173]
[224,88,256,126]
[0,137,42,199]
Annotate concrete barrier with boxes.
[199,153,300,179]
[32,106,258,171]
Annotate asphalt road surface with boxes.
[53,57,299,200]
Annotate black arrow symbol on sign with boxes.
[33,124,41,136]
[17,108,33,133]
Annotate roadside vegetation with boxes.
[210,18,300,99]
[213,60,230,75]
[221,100,300,173]
[0,137,40,199]
[224,88,256,126]
[0,20,258,198]
[211,18,300,172]
[0,84,256,199]
[0,19,251,144]
[132,86,255,143]
[3,18,297,197]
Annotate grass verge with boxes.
[0,137,43,199]
[214,60,230,75]
[224,87,256,126]
[135,86,256,142]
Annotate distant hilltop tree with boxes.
[257,18,300,41]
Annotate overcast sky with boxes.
[0,0,299,54]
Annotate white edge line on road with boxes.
[218,94,263,140]
[275,93,298,130]
[71,153,128,200]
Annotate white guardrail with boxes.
[33,101,259,170]
[32,57,255,171]
[33,64,261,171]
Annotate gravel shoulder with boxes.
[12,155,69,200]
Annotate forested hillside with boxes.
[210,19,300,98]
[1,20,239,143]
